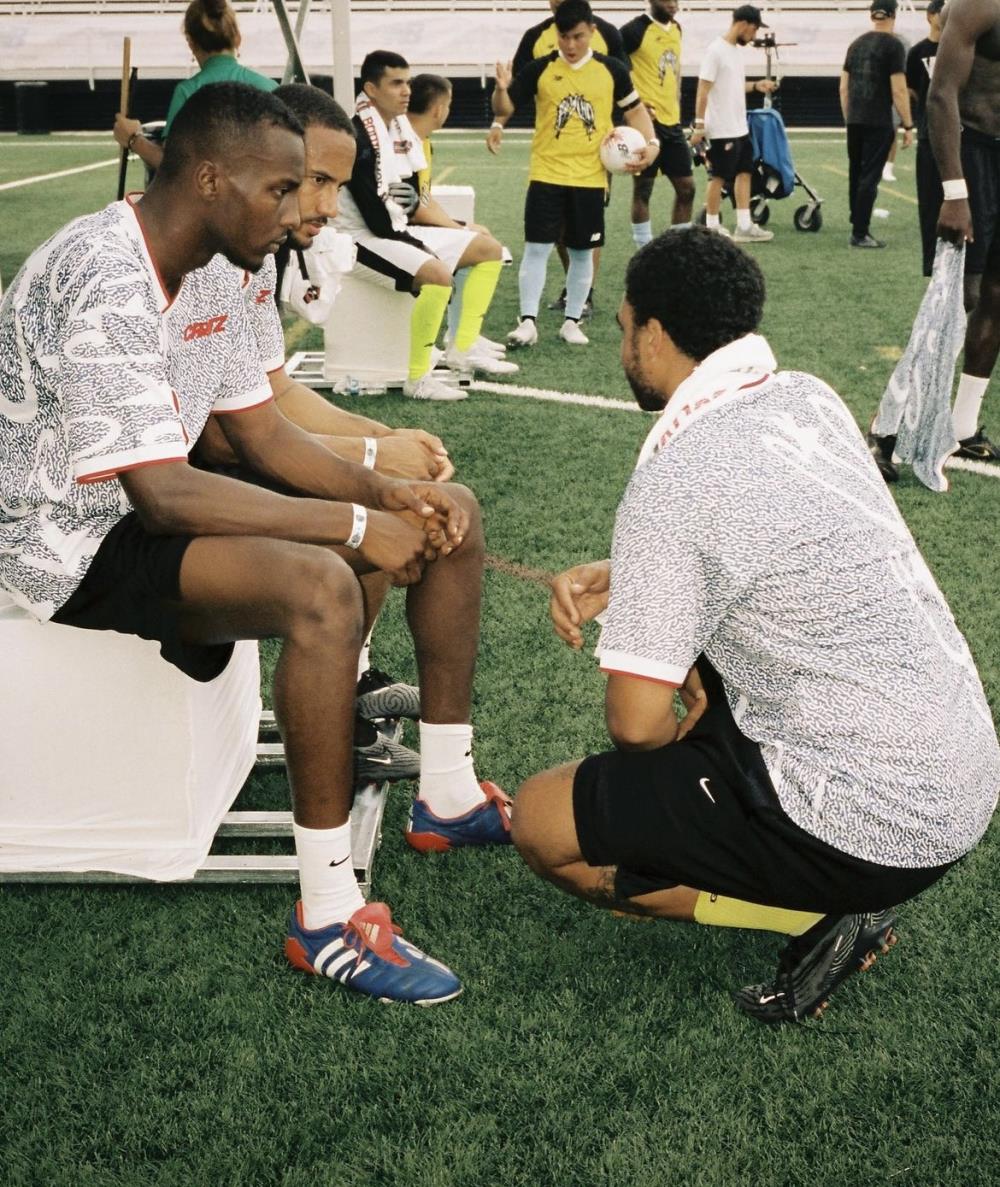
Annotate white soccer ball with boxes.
[599,126,647,174]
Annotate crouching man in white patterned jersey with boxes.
[0,83,512,1007]
[512,227,1000,1024]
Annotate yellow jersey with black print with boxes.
[508,50,640,188]
[620,14,683,127]
[512,14,628,75]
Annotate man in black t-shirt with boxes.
[840,0,914,248]
[906,0,945,274]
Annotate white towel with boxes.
[279,228,357,325]
[872,241,966,492]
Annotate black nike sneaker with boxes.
[866,431,899,483]
[353,715,420,784]
[955,427,1000,463]
[356,667,421,722]
[734,910,898,1024]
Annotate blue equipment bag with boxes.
[748,108,796,199]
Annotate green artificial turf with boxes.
[1,130,998,1187]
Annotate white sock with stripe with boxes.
[293,819,365,929]
[952,373,989,441]
[418,722,485,818]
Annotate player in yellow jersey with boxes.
[489,0,657,347]
[620,0,695,244]
[512,0,629,318]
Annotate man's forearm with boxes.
[890,75,912,128]
[272,374,391,437]
[492,86,514,121]
[694,79,710,123]
[121,462,361,546]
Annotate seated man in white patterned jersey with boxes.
[512,227,999,1025]
[0,83,512,1009]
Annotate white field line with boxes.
[469,379,639,412]
[0,140,114,148]
[0,158,118,191]
[470,379,1000,481]
[945,457,1000,480]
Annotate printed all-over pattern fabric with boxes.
[0,200,271,620]
[241,253,286,370]
[873,240,966,491]
[598,370,1000,867]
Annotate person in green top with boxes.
[113,0,276,174]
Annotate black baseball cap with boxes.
[926,0,945,13]
[733,5,768,27]
[870,0,898,16]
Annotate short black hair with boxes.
[159,82,302,180]
[554,0,594,33]
[360,50,409,88]
[408,73,452,116]
[624,227,765,361]
[273,83,354,137]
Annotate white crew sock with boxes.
[706,212,720,229]
[736,208,753,233]
[631,220,653,247]
[293,819,365,929]
[952,373,990,441]
[418,722,485,818]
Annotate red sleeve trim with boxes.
[212,395,274,416]
[75,454,188,484]
[600,666,682,688]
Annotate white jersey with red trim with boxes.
[241,252,286,373]
[0,199,271,620]
[596,335,999,868]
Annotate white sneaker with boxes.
[507,319,538,348]
[559,319,589,346]
[401,373,467,401]
[476,335,507,357]
[732,224,774,243]
[444,346,519,376]
[708,223,732,238]
[882,166,896,182]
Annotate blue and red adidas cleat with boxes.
[284,900,462,1005]
[404,781,513,853]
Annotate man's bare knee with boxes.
[285,548,365,640]
[512,763,580,875]
[414,260,453,290]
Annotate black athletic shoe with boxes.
[546,289,567,312]
[955,427,1000,463]
[850,234,886,249]
[866,431,899,483]
[734,910,898,1024]
[356,666,421,721]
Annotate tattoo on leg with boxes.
[581,866,659,916]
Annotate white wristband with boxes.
[942,179,969,202]
[362,436,378,469]
[490,120,504,130]
[345,503,367,550]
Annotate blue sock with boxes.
[631,220,653,247]
[447,267,469,341]
[564,248,594,320]
[518,242,554,318]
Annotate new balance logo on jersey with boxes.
[182,313,229,341]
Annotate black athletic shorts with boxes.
[50,511,233,683]
[962,126,1000,276]
[641,121,694,180]
[524,180,605,250]
[705,133,754,183]
[572,660,956,914]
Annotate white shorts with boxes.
[352,226,475,292]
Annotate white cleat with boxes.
[444,346,519,376]
[732,224,774,243]
[708,224,732,238]
[401,373,467,401]
[507,318,539,348]
[559,319,589,346]
[475,334,508,357]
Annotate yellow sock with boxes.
[453,259,502,351]
[694,892,824,936]
[408,283,452,381]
